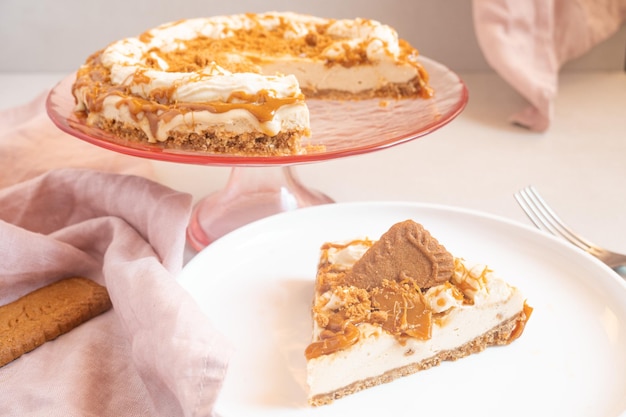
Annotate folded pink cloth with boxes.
[473,0,626,131]
[0,94,233,416]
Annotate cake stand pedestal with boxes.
[186,166,334,249]
[46,57,468,252]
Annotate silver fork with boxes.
[514,186,626,271]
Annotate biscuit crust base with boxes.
[308,311,526,406]
[92,118,307,156]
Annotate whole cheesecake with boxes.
[305,220,532,406]
[72,12,433,156]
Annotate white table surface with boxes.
[1,70,625,267]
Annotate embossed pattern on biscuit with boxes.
[0,277,112,367]
[344,220,454,289]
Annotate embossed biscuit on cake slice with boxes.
[343,220,455,289]
[0,277,112,367]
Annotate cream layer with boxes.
[78,93,310,143]
[259,60,418,94]
[307,286,524,397]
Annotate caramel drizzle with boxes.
[305,278,432,360]
[74,65,304,137]
[114,88,301,121]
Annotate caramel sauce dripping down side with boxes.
[305,321,359,360]
[507,302,534,343]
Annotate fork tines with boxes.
[514,186,593,252]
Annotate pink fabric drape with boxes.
[0,93,232,416]
[473,0,626,131]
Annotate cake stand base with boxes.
[186,165,334,250]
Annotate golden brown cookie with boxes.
[0,277,112,367]
[344,220,455,289]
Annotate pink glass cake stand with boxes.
[46,57,468,251]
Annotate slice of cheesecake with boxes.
[305,220,532,406]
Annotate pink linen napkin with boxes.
[0,93,233,416]
[473,0,626,131]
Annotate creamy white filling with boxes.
[326,242,370,268]
[90,95,309,142]
[259,60,416,94]
[306,288,524,396]
[102,56,302,103]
